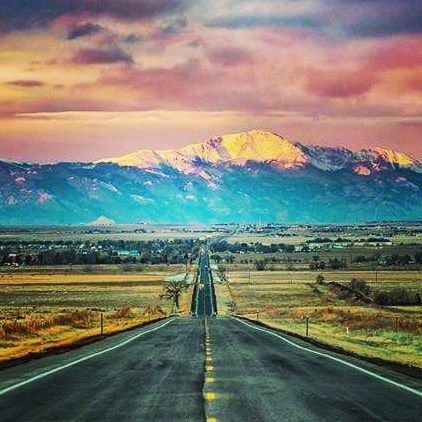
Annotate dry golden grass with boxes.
[227,270,421,286]
[219,269,422,368]
[0,272,171,285]
[0,269,194,364]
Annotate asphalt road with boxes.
[204,317,422,422]
[192,254,216,317]
[0,318,206,422]
[0,254,421,421]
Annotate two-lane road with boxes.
[193,253,216,317]
[0,255,421,421]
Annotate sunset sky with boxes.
[0,0,421,162]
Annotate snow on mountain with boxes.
[0,129,420,225]
[99,129,420,177]
[98,130,308,175]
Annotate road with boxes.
[0,318,205,421]
[192,253,216,317]
[204,317,422,422]
[0,255,421,421]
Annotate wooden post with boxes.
[100,312,104,335]
[305,316,309,337]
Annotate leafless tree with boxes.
[160,279,189,308]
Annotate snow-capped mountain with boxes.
[0,130,420,224]
[99,129,421,177]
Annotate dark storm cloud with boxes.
[71,47,134,65]
[0,0,191,32]
[67,22,103,40]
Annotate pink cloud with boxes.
[207,46,254,67]
[368,36,422,70]
[71,47,134,65]
[306,69,377,98]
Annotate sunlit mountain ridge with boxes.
[98,130,421,177]
[0,130,421,224]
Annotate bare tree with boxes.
[160,279,189,309]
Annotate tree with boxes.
[160,279,189,309]
[309,256,326,270]
[225,255,235,264]
[414,251,422,264]
[328,257,346,269]
[254,260,267,271]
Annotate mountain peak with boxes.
[99,129,308,174]
[98,129,420,177]
[369,147,416,167]
[208,129,307,168]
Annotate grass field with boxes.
[215,268,422,369]
[0,226,217,242]
[0,269,193,364]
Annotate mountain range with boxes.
[1,130,421,225]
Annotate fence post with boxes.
[100,312,104,335]
[305,316,309,337]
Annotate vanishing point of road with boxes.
[0,254,421,421]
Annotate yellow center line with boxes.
[205,392,216,401]
[206,377,215,383]
[206,365,214,371]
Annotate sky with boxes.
[0,0,421,162]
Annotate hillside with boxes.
[0,130,421,224]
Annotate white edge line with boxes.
[234,317,422,397]
[0,318,174,397]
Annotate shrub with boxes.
[373,288,422,306]
[254,260,267,271]
[349,278,371,296]
[328,258,346,269]
[315,274,325,285]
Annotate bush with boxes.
[328,258,346,269]
[254,260,267,271]
[373,288,422,306]
[349,278,371,296]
